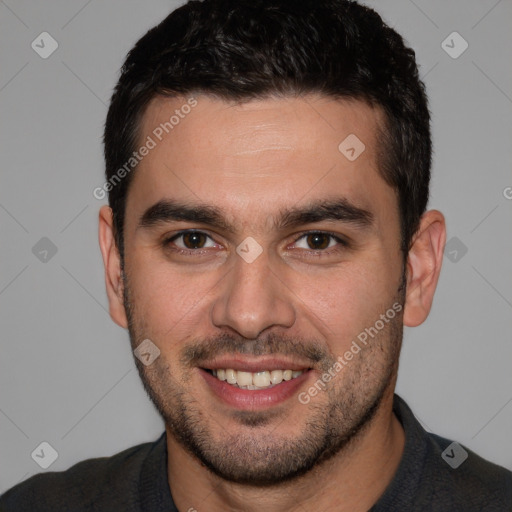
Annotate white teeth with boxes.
[211,368,304,389]
[253,371,271,388]
[226,369,237,384]
[237,371,253,387]
[270,370,283,385]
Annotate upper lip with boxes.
[199,356,313,373]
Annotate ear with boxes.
[98,205,128,329]
[403,209,446,327]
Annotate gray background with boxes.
[1,0,511,493]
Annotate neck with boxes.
[166,389,404,512]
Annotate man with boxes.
[1,0,511,510]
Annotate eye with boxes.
[293,232,346,251]
[165,230,217,250]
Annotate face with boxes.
[118,94,406,484]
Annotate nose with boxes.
[211,250,296,339]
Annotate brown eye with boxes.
[181,231,208,249]
[293,232,347,254]
[163,230,219,256]
[306,233,331,250]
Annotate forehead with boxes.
[126,94,396,233]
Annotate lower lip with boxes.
[199,369,312,410]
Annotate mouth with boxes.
[205,368,305,390]
[198,359,314,409]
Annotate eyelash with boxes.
[162,230,349,256]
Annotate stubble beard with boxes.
[123,274,405,485]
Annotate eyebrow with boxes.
[277,198,373,230]
[138,200,234,232]
[137,198,374,233]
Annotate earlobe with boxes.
[403,210,446,327]
[98,205,129,329]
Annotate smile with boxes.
[209,369,305,390]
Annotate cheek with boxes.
[127,251,221,338]
[288,263,395,341]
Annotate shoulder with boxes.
[0,437,163,512]
[423,432,512,510]
[389,395,512,511]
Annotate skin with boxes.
[99,94,446,511]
